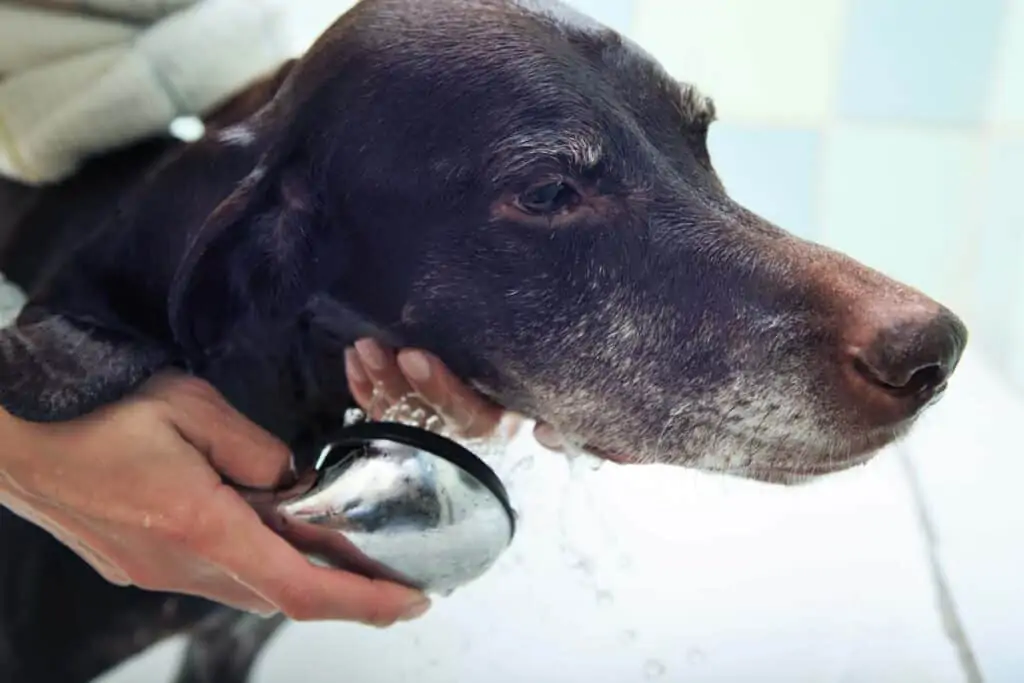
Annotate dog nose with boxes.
[845,305,967,422]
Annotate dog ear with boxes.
[0,59,320,422]
[167,117,340,359]
[161,52,351,358]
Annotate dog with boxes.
[0,0,967,681]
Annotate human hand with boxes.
[344,338,565,450]
[0,373,430,626]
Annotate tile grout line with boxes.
[896,444,984,683]
[814,0,852,246]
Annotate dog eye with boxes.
[517,181,579,215]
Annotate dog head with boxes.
[16,0,965,482]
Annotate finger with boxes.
[207,488,430,625]
[193,590,277,616]
[345,348,376,412]
[396,350,503,438]
[151,374,294,488]
[353,339,414,418]
[533,422,566,452]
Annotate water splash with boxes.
[563,440,607,475]
[371,392,513,471]
[554,439,631,605]
[643,659,667,679]
[378,392,439,429]
[365,395,637,604]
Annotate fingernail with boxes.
[345,348,367,384]
[355,339,387,371]
[397,350,431,383]
[399,597,432,622]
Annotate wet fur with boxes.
[0,0,963,680]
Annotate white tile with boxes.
[258,450,964,682]
[902,350,1024,683]
[276,0,360,53]
[104,430,960,683]
[631,0,846,125]
[969,136,1024,382]
[564,0,635,34]
[987,0,1024,129]
[0,275,25,326]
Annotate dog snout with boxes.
[842,302,967,423]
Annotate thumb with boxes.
[145,374,295,489]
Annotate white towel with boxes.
[0,0,299,185]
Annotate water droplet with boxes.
[565,444,605,477]
[380,393,434,428]
[567,555,594,575]
[594,589,614,605]
[686,647,707,665]
[504,454,535,477]
[619,629,638,644]
[643,659,666,679]
[343,407,366,426]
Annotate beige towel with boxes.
[0,0,299,185]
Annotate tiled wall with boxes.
[622,0,1024,388]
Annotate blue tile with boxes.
[707,124,821,239]
[988,0,1024,127]
[565,0,634,34]
[838,0,1006,124]
[820,126,976,306]
[973,137,1024,373]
